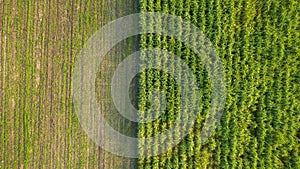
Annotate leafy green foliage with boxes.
[138,0,300,168]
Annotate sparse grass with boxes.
[0,0,139,168]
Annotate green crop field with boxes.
[138,0,299,168]
[1,0,299,169]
